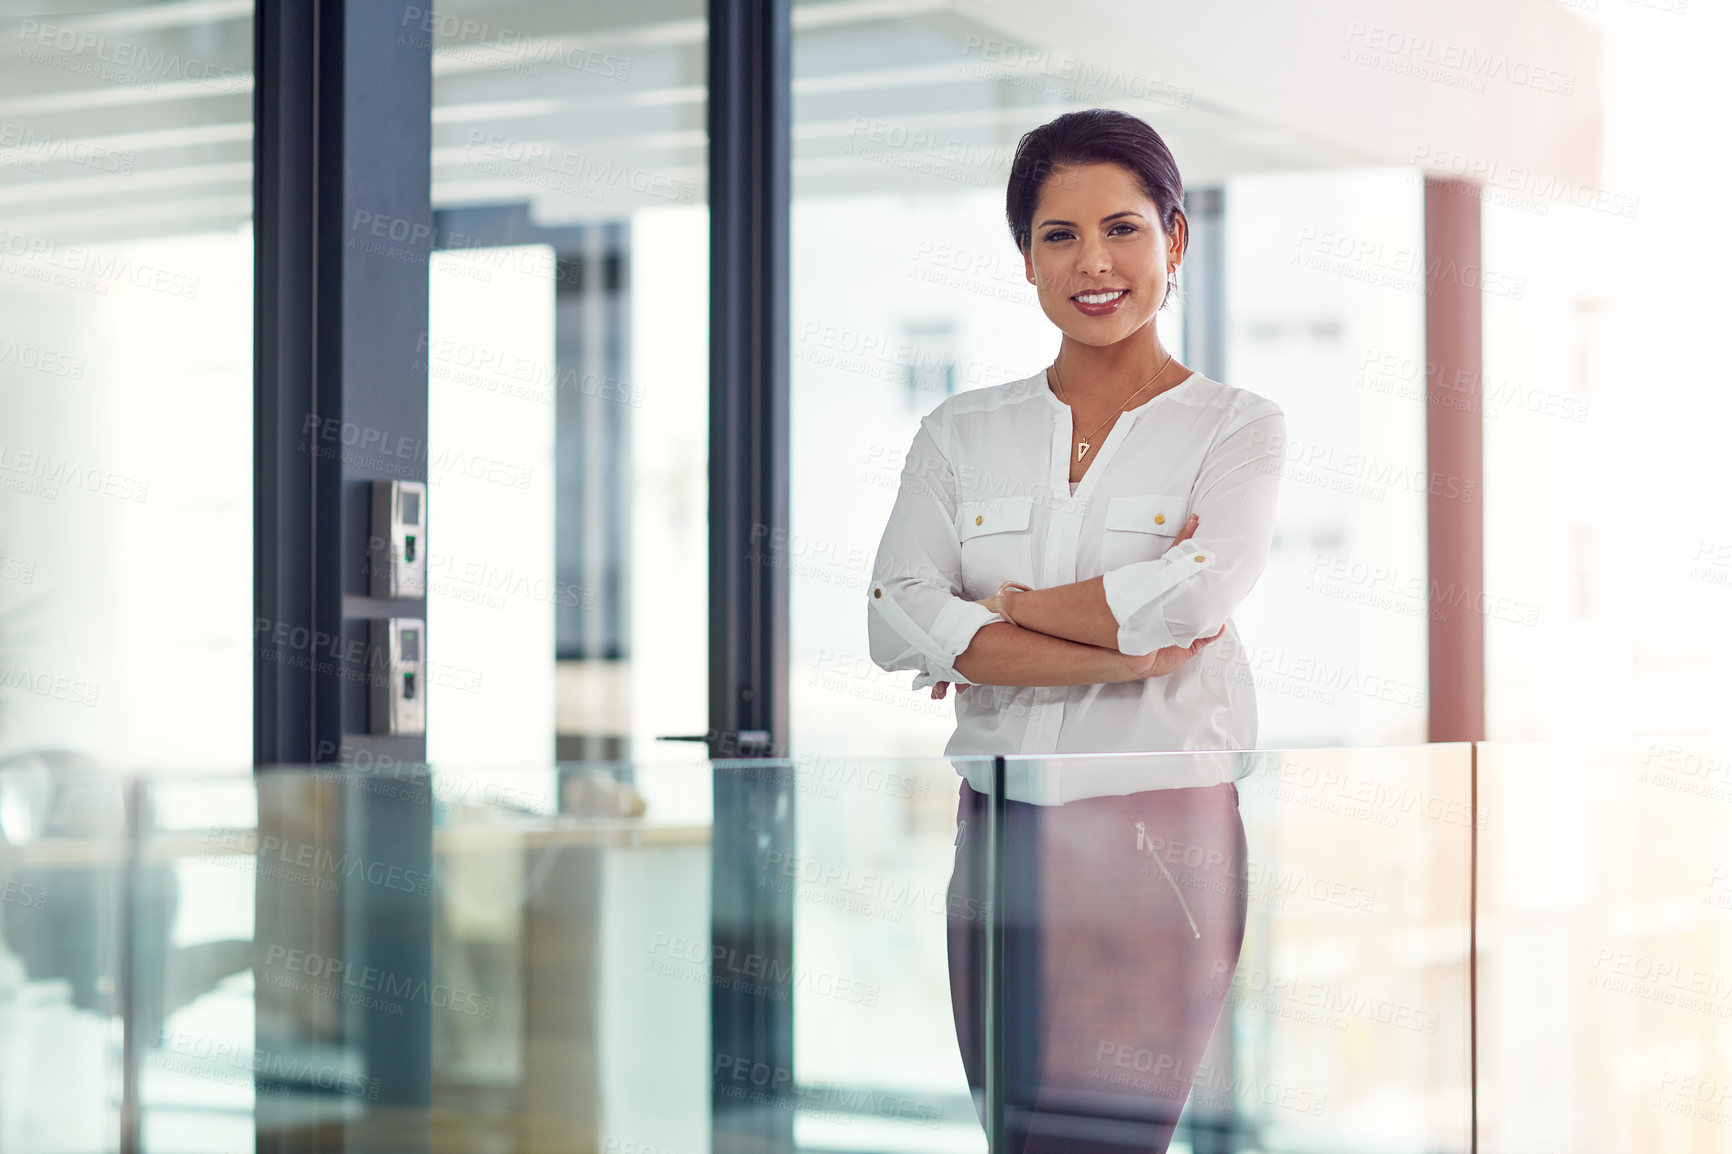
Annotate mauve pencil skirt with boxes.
[946,778,1249,1154]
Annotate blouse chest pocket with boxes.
[956,495,1034,596]
[1100,492,1190,571]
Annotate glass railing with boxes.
[0,741,1720,1153]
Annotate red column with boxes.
[1424,179,1486,742]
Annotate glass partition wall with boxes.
[0,744,1497,1154]
[425,0,710,769]
[0,4,255,769]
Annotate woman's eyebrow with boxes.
[1036,210,1146,228]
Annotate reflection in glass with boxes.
[0,748,1480,1154]
[948,770,1248,1153]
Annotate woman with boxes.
[865,109,1286,1152]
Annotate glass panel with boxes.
[1477,740,1732,1154]
[789,755,994,1151]
[426,0,709,767]
[0,5,255,767]
[1003,745,1474,1152]
[0,748,1480,1153]
[145,762,722,1154]
[0,762,130,1151]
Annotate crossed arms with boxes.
[866,403,1286,698]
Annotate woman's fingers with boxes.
[1185,625,1227,656]
[931,682,949,700]
[1172,512,1200,544]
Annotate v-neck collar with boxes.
[1039,368,1202,501]
[1035,366,1202,415]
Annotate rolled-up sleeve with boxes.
[1101,404,1286,656]
[867,415,1002,688]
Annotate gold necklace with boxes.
[1050,348,1176,463]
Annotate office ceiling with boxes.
[0,0,1601,243]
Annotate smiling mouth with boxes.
[1072,289,1129,304]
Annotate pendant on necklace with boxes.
[1076,442,1090,462]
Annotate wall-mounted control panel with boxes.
[371,480,427,599]
[370,617,425,736]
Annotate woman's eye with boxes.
[1042,230,1073,242]
[1110,223,1139,236]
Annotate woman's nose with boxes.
[1076,239,1110,276]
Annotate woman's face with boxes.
[1022,161,1184,349]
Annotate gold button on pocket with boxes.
[957,496,1035,594]
[873,588,882,598]
[1194,555,1206,562]
[1101,493,1190,570]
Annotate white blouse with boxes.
[865,368,1287,801]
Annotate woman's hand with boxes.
[1118,625,1226,678]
